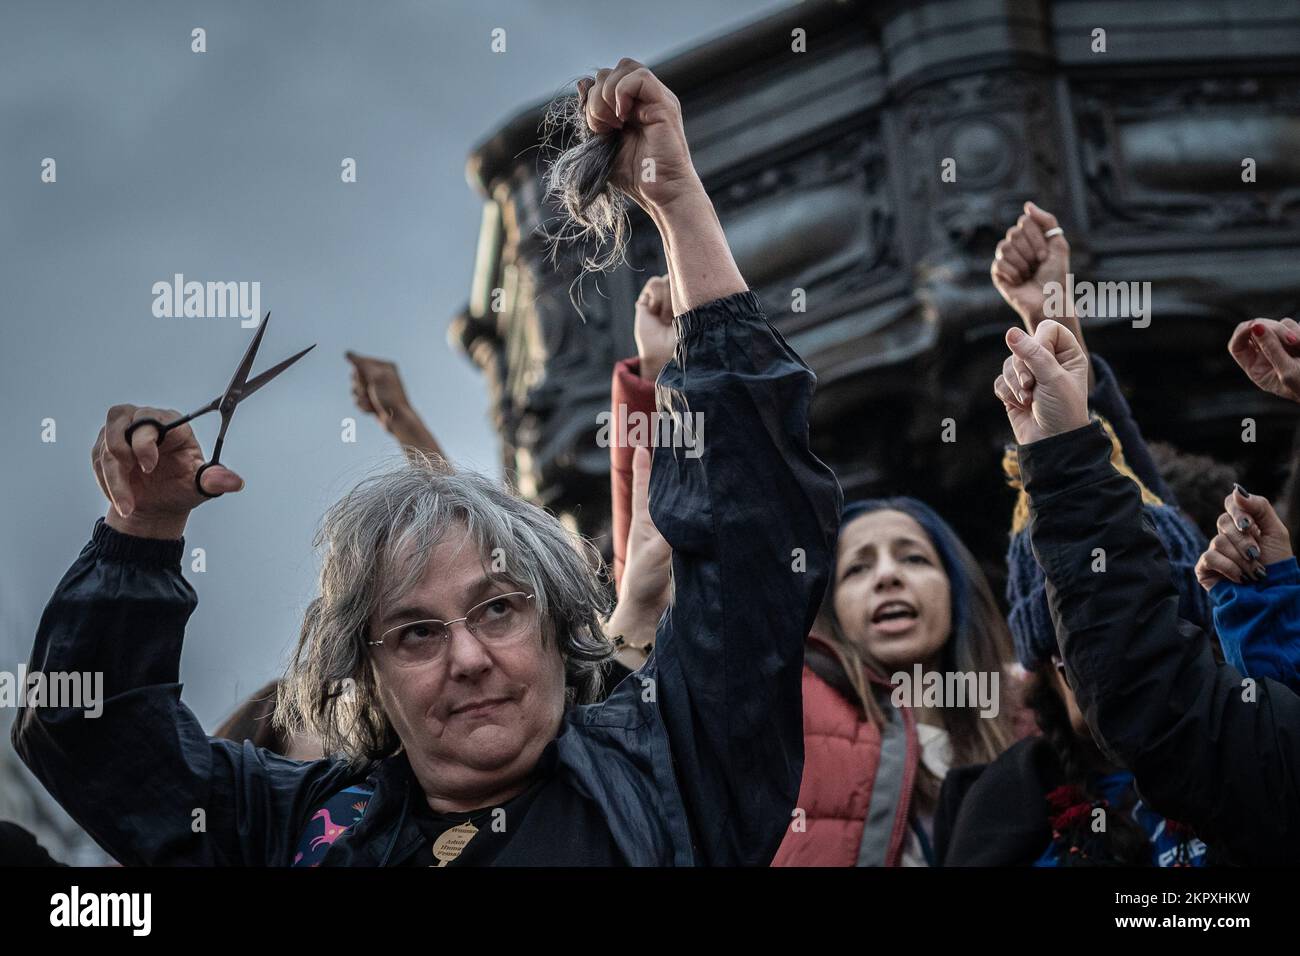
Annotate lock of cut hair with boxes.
[542,85,629,273]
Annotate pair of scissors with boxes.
[124,311,315,498]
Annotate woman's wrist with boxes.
[647,179,747,314]
[645,171,707,224]
[605,600,659,651]
[104,507,188,540]
[1264,550,1297,570]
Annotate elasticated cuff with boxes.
[1263,555,1300,587]
[1211,556,1300,606]
[674,290,762,340]
[91,517,186,568]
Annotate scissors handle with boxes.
[193,462,224,500]
[122,415,224,499]
[123,416,179,446]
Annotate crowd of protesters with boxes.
[7,59,1300,867]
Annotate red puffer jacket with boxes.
[771,637,919,866]
[610,357,920,867]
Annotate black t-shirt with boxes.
[400,744,624,867]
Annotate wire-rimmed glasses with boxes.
[367,592,537,667]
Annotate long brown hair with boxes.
[823,498,1017,788]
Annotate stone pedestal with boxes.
[455,0,1300,583]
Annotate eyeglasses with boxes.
[368,592,536,667]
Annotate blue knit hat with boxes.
[1003,416,1213,670]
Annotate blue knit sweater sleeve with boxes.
[1211,557,1300,691]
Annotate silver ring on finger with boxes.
[1044,227,1064,239]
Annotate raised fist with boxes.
[634,274,676,382]
[579,59,698,212]
[1196,486,1293,589]
[991,202,1074,334]
[992,321,1091,445]
[1228,318,1300,403]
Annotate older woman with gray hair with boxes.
[13,59,841,866]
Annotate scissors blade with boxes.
[219,310,272,410]
[176,395,223,425]
[238,344,317,404]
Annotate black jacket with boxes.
[932,352,1184,864]
[939,736,1062,866]
[1020,420,1300,865]
[13,291,842,866]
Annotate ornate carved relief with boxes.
[1073,76,1300,235]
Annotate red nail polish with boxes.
[1252,323,1266,337]
[1288,334,1298,346]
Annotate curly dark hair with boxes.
[1148,441,1240,542]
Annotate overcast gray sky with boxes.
[0,0,792,753]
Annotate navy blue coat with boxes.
[13,291,842,866]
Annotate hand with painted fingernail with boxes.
[1228,318,1300,403]
[1198,486,1294,590]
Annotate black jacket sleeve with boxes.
[1021,421,1300,864]
[649,291,842,866]
[1086,354,1176,505]
[11,519,351,866]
